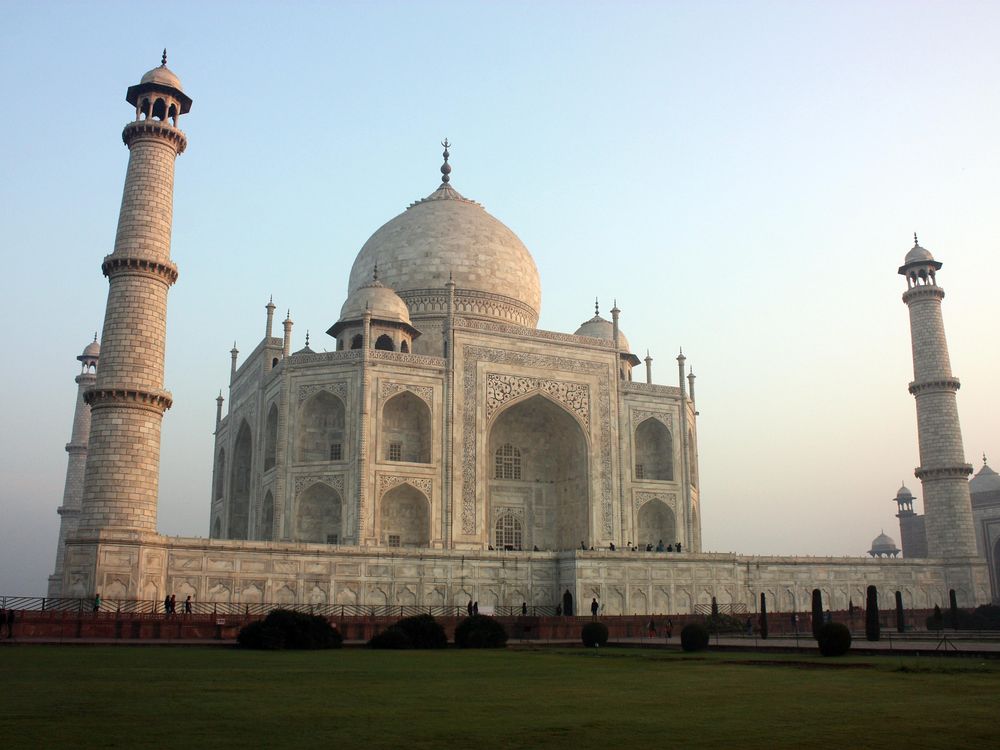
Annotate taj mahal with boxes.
[47,55,996,614]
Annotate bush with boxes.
[926,604,944,631]
[237,609,342,650]
[581,621,609,647]
[454,615,508,648]
[680,623,709,652]
[395,614,448,649]
[816,622,852,657]
[368,626,413,649]
[706,613,744,634]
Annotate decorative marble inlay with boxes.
[377,473,432,499]
[632,409,672,430]
[297,382,348,404]
[485,373,590,428]
[294,474,345,496]
[634,491,677,510]
[379,381,434,409]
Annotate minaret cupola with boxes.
[126,50,192,127]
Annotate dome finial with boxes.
[984,452,989,465]
[373,263,379,282]
[594,297,599,316]
[161,49,167,67]
[914,232,919,246]
[93,332,98,343]
[440,138,452,184]
[305,331,310,347]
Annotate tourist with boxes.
[169,594,177,614]
[580,541,586,550]
[467,600,474,616]
[93,593,101,613]
[745,617,753,635]
[647,619,656,637]
[5,608,14,638]
[590,598,599,618]
[645,543,653,552]
[555,603,562,616]
[656,539,665,552]
[609,542,615,551]
[665,619,673,640]
[472,601,479,615]
[521,602,528,616]
[676,542,682,553]
[163,594,171,615]
[184,596,192,614]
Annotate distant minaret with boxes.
[899,235,976,557]
[47,337,100,596]
[77,53,192,536]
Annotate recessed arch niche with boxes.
[636,499,675,548]
[634,418,673,480]
[229,420,252,540]
[487,393,589,550]
[381,391,431,463]
[380,483,430,547]
[296,390,345,463]
[295,482,342,543]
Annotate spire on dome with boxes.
[440,138,452,183]
[914,232,919,246]
[162,49,167,67]
[594,298,599,316]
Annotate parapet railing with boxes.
[0,597,560,619]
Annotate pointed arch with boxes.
[264,403,278,471]
[213,448,226,501]
[374,334,394,351]
[295,482,342,543]
[229,420,252,539]
[637,499,675,548]
[260,490,274,541]
[688,427,697,485]
[380,482,430,547]
[488,393,589,550]
[634,418,673,480]
[381,391,431,463]
[296,390,345,463]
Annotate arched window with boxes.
[264,403,278,471]
[212,516,222,538]
[350,334,363,350]
[295,482,342,543]
[167,103,177,126]
[296,390,345,463]
[152,98,166,121]
[260,491,274,541]
[495,444,521,480]
[495,514,523,550]
[380,483,430,547]
[213,449,226,501]
[634,418,673,481]
[229,421,252,540]
[140,98,150,120]
[381,391,431,463]
[374,334,394,351]
[400,340,409,353]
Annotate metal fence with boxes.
[0,596,560,619]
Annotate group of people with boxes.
[604,540,682,553]
[163,594,193,615]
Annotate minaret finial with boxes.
[440,138,452,184]
[93,332,98,342]
[162,49,167,67]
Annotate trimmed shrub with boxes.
[706,613,743,634]
[395,614,448,649]
[237,609,342,650]
[949,590,960,629]
[680,622,709,652]
[368,626,413,649]
[816,622,852,657]
[581,621,609,647]
[895,591,905,633]
[865,585,880,642]
[454,615,508,648]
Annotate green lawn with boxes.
[1,646,998,749]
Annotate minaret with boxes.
[899,235,976,557]
[77,53,192,536]
[48,337,100,596]
[265,296,276,338]
[282,310,293,357]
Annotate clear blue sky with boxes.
[2,1,998,594]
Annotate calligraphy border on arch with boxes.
[631,409,673,431]
[633,490,677,511]
[297,382,348,404]
[485,373,590,428]
[379,381,434,411]
[461,346,613,537]
[294,474,346,496]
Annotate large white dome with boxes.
[348,182,541,329]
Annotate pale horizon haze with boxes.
[1,1,998,595]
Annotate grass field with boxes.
[1,646,999,749]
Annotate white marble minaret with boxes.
[76,53,191,537]
[899,235,977,557]
[47,337,100,596]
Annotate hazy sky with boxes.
[2,1,998,595]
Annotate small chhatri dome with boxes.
[127,50,193,114]
[79,334,100,362]
[573,300,631,352]
[140,50,184,90]
[970,460,1000,496]
[896,483,913,499]
[904,233,935,265]
[869,531,900,556]
[337,267,412,327]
